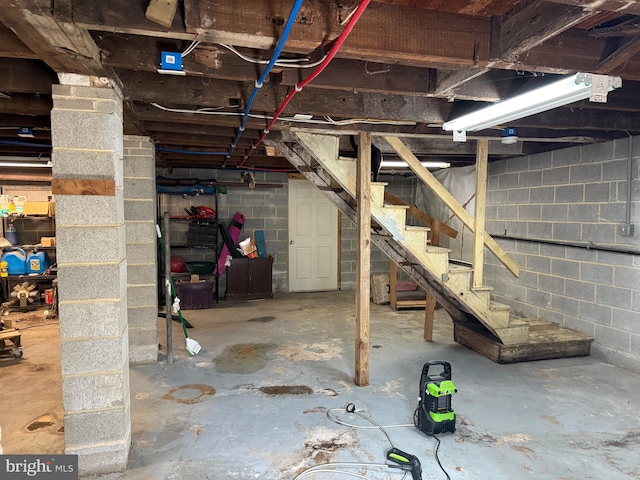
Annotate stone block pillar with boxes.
[51,77,130,475]
[123,136,158,364]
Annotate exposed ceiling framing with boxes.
[2,0,640,173]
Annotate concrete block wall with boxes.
[51,82,130,475]
[123,136,157,364]
[157,169,418,293]
[485,136,640,372]
[157,168,289,295]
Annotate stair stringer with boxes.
[277,134,528,345]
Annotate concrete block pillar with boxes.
[123,136,158,364]
[51,77,130,475]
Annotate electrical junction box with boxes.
[160,51,183,72]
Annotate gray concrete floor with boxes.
[2,291,640,479]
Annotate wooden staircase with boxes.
[274,131,529,345]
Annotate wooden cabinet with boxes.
[225,256,273,301]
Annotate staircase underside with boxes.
[272,133,594,359]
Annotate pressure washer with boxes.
[415,361,457,436]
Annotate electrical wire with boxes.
[150,102,413,126]
[239,0,372,166]
[182,40,201,57]
[218,43,326,68]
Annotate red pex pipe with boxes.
[239,0,371,166]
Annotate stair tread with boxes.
[425,245,451,254]
[489,301,511,311]
[405,225,431,232]
[378,204,410,210]
[448,264,473,272]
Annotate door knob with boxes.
[289,240,294,244]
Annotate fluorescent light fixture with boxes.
[17,127,35,138]
[381,161,450,169]
[442,73,622,134]
[0,155,51,168]
[0,162,52,168]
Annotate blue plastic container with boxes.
[27,250,50,274]
[1,247,27,275]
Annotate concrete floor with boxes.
[2,291,640,479]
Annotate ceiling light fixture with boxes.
[381,160,450,169]
[442,73,622,140]
[501,127,518,145]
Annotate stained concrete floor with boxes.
[2,291,640,479]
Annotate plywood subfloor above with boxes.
[454,318,594,364]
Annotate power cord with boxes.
[413,407,451,480]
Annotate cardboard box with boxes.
[23,201,49,216]
[41,237,56,246]
[22,201,55,217]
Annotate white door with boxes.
[288,178,338,291]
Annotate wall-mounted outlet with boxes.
[618,223,635,237]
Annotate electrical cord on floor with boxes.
[413,407,451,480]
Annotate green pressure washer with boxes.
[415,361,457,435]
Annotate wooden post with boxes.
[424,295,437,341]
[355,132,371,387]
[424,218,440,341]
[389,260,398,311]
[473,138,489,289]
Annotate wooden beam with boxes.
[472,139,488,289]
[355,131,371,387]
[70,0,491,67]
[0,1,105,76]
[144,121,259,138]
[383,135,519,277]
[597,37,640,73]
[383,192,458,239]
[499,2,597,63]
[0,94,52,116]
[0,59,57,94]
[52,179,116,196]
[97,36,263,82]
[436,68,490,98]
[117,70,450,123]
[281,59,438,98]
[0,24,37,59]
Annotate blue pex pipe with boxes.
[226,0,304,163]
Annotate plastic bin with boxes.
[175,279,214,309]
